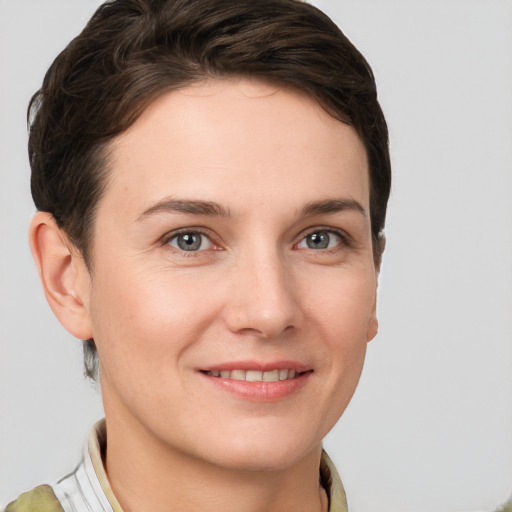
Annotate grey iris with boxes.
[177,233,202,251]
[307,231,330,249]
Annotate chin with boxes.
[194,421,324,473]
[210,446,317,473]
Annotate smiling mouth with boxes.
[201,369,307,382]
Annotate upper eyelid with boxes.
[297,226,350,243]
[160,227,218,247]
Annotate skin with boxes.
[30,78,378,512]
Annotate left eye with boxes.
[298,230,342,250]
[168,232,213,252]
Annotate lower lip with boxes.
[199,371,312,402]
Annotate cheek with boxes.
[303,268,375,405]
[306,268,376,343]
[314,287,372,434]
[89,265,216,381]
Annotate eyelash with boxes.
[295,227,350,251]
[160,228,220,254]
[160,226,350,254]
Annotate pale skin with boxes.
[30,78,379,512]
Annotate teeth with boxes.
[246,370,263,381]
[230,369,246,380]
[206,369,299,381]
[279,369,289,380]
[263,370,279,382]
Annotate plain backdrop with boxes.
[1,1,511,511]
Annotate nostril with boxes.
[235,324,295,339]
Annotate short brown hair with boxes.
[28,0,391,379]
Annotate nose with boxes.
[223,248,301,339]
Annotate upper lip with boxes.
[199,360,312,373]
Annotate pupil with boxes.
[178,233,201,251]
[307,231,329,249]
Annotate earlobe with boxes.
[29,212,93,340]
[366,280,379,342]
[366,311,378,342]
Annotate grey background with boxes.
[1,1,511,510]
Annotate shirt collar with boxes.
[87,419,124,512]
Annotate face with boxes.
[81,78,378,472]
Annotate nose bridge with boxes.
[224,241,299,338]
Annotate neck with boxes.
[103,413,328,512]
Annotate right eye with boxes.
[167,232,214,252]
[296,229,346,251]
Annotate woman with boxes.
[6,0,390,510]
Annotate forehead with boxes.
[102,78,369,219]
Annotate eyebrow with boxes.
[137,197,366,222]
[301,198,367,217]
[137,198,230,221]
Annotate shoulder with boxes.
[3,485,64,512]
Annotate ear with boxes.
[366,298,378,342]
[29,212,93,340]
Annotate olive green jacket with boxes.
[3,485,63,512]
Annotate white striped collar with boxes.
[52,419,122,512]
